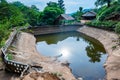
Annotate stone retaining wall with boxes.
[31,25,82,35]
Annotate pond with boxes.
[36,31,107,80]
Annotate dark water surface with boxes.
[36,31,107,80]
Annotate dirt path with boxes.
[12,32,76,80]
[78,26,120,80]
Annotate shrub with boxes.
[86,20,117,31]
[52,72,62,77]
[98,6,116,21]
[97,4,120,21]
[0,23,10,48]
[115,6,120,11]
[6,53,13,60]
[115,22,120,34]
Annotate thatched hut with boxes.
[82,11,96,20]
[54,14,75,25]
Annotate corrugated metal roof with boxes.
[61,14,74,20]
[82,11,96,17]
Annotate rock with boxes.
[77,77,83,80]
[61,61,70,66]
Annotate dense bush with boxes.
[96,3,120,21]
[86,20,118,31]
[115,22,120,33]
[0,23,10,47]
[98,5,119,21]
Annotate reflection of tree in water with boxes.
[86,43,101,63]
[36,32,80,44]
[36,31,106,63]
[79,33,106,63]
[85,39,107,63]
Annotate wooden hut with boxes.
[54,14,75,25]
[82,11,96,20]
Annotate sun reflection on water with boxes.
[60,48,71,57]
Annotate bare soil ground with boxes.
[78,26,120,80]
[23,72,61,80]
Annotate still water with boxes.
[36,31,107,80]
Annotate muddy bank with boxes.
[78,26,120,80]
[11,32,76,80]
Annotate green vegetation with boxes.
[52,72,62,77]
[115,22,120,33]
[86,0,120,33]
[72,7,83,22]
[41,1,64,25]
[0,0,65,48]
[6,53,13,60]
[97,2,120,21]
[0,24,11,47]
[95,0,113,7]
[58,0,65,12]
[86,20,117,30]
[112,45,117,50]
[0,57,3,62]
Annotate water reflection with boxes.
[36,32,81,44]
[36,31,107,80]
[36,32,106,63]
[60,48,70,57]
[86,44,101,63]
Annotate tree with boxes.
[79,7,83,12]
[0,0,7,3]
[41,1,64,25]
[72,11,83,22]
[72,7,83,22]
[12,1,42,26]
[42,7,63,25]
[95,0,113,7]
[31,5,39,11]
[58,0,65,12]
[118,0,120,3]
[47,1,58,7]
[0,1,25,27]
[27,8,40,26]
[0,0,10,20]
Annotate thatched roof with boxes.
[82,11,96,17]
[59,14,75,20]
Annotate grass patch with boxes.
[112,45,117,50]
[0,57,3,62]
[52,72,62,77]
[8,45,16,51]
